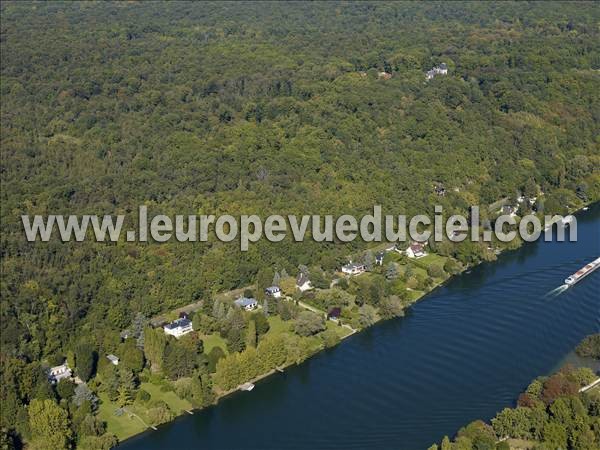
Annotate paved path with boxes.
[580,377,600,393]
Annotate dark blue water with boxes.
[121,205,600,450]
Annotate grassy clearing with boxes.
[267,315,292,335]
[414,253,448,268]
[139,382,192,414]
[407,290,425,301]
[200,333,228,354]
[99,381,192,441]
[97,393,146,441]
[326,321,353,338]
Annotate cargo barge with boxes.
[564,257,600,287]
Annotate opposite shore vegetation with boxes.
[37,201,590,447]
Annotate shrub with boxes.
[135,389,151,403]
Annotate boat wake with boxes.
[545,284,569,299]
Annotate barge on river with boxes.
[564,257,600,287]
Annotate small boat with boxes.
[240,382,255,391]
[583,207,589,211]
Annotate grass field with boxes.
[98,381,192,441]
[97,393,146,441]
[139,382,192,414]
[267,315,292,335]
[413,253,448,268]
[200,333,228,354]
[326,321,354,338]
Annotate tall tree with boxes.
[28,399,72,450]
[74,343,96,382]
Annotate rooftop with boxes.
[235,297,257,307]
[328,307,342,318]
[343,262,365,269]
[296,273,310,285]
[164,318,191,330]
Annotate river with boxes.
[120,204,600,450]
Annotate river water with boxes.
[121,204,600,450]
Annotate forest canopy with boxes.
[0,2,599,446]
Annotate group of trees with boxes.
[431,349,600,450]
[214,332,323,391]
[576,334,600,360]
[1,1,600,448]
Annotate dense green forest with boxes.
[1,2,599,448]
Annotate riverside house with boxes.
[327,307,342,321]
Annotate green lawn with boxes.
[139,382,192,414]
[200,333,228,354]
[97,393,146,441]
[326,321,353,338]
[407,289,425,302]
[266,315,291,335]
[98,382,192,441]
[414,253,448,268]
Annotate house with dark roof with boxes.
[405,242,427,259]
[375,252,384,266]
[433,183,447,196]
[163,317,193,338]
[234,297,258,311]
[265,286,282,298]
[296,273,312,292]
[327,307,342,321]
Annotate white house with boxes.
[426,63,448,80]
[375,252,384,266]
[163,317,193,338]
[296,273,312,292]
[48,362,72,384]
[405,242,427,259]
[341,262,366,276]
[234,297,258,311]
[106,354,119,366]
[265,286,282,298]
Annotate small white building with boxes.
[405,242,427,259]
[106,354,119,366]
[426,63,448,80]
[375,252,384,266]
[234,297,258,311]
[265,286,282,298]
[341,263,366,276]
[48,362,72,384]
[163,318,193,338]
[296,273,312,292]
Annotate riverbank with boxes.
[115,202,597,446]
[119,202,600,450]
[430,331,600,450]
